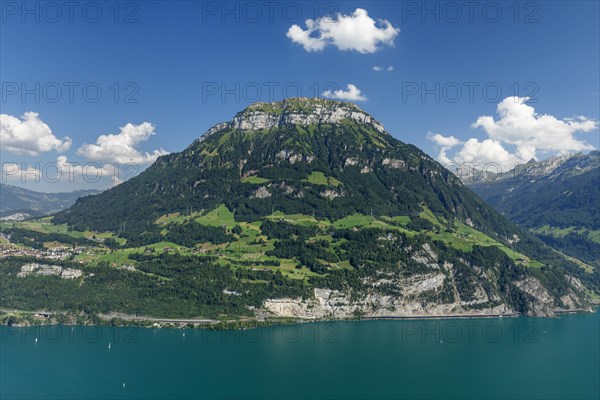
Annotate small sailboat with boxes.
[108,342,112,349]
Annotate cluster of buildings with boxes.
[0,232,92,261]
[16,262,83,279]
[0,244,75,260]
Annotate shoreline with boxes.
[2,307,597,330]
[362,312,521,320]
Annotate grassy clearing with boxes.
[2,204,552,275]
[194,204,237,228]
[533,225,600,244]
[389,215,411,225]
[424,220,543,268]
[303,171,342,187]
[553,251,595,273]
[266,212,330,228]
[1,218,124,244]
[331,214,416,236]
[419,206,445,227]
[333,214,383,229]
[74,241,196,266]
[156,212,201,225]
[241,175,270,184]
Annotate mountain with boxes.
[5,98,595,321]
[0,183,99,218]
[467,151,600,266]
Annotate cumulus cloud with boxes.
[373,65,394,72]
[427,132,462,165]
[0,112,72,156]
[287,8,399,54]
[77,122,169,165]
[453,139,522,168]
[428,97,598,170]
[428,132,461,148]
[472,96,597,161]
[322,84,367,102]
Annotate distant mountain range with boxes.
[467,151,599,266]
[0,183,99,219]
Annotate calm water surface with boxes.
[1,312,599,399]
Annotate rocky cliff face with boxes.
[263,242,586,319]
[199,98,385,142]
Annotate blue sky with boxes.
[1,0,599,191]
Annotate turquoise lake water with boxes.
[1,312,598,399]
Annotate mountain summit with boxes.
[205,97,385,134]
[53,98,595,318]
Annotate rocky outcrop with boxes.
[197,98,386,140]
[320,189,342,200]
[263,245,489,319]
[261,239,587,320]
[263,286,511,320]
[382,158,406,169]
[251,186,271,199]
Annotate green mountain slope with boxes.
[3,98,595,322]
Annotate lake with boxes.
[1,312,598,399]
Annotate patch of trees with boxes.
[406,216,435,232]
[0,254,309,319]
[122,222,234,248]
[260,219,316,240]
[536,232,599,265]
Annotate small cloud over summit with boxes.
[373,66,394,72]
[322,84,367,102]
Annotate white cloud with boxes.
[428,132,461,148]
[428,97,598,170]
[77,122,168,165]
[0,112,72,156]
[454,139,521,169]
[472,96,597,160]
[427,132,462,165]
[373,65,394,72]
[287,8,399,54]
[322,84,367,102]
